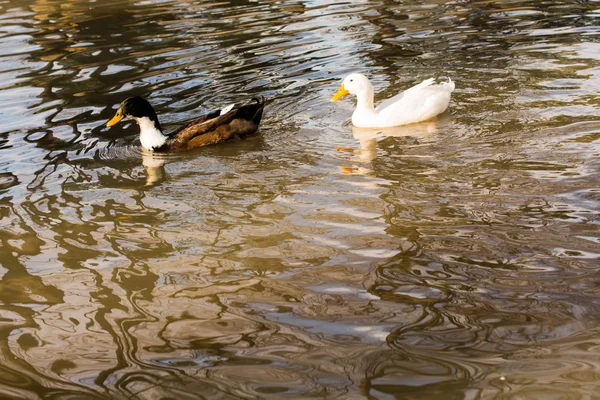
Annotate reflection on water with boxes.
[345,120,441,164]
[1,0,600,398]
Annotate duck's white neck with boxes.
[352,86,378,126]
[136,117,167,151]
[355,87,376,112]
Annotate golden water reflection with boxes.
[0,0,599,398]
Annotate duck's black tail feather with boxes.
[251,96,265,124]
[236,95,265,125]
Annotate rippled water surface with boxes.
[1,0,600,398]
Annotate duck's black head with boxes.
[106,96,162,131]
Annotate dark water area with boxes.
[0,0,600,398]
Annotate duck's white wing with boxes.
[375,78,436,113]
[219,103,235,115]
[376,78,455,127]
[375,92,404,114]
[378,79,454,125]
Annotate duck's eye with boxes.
[349,79,353,82]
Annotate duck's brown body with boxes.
[159,96,265,152]
[106,95,266,152]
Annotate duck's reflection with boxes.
[141,150,168,186]
[346,120,439,163]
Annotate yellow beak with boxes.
[106,109,124,127]
[331,84,349,102]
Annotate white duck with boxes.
[331,73,455,128]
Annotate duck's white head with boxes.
[331,73,373,102]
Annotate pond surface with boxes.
[1,0,600,398]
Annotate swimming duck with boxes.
[331,73,454,128]
[106,96,265,152]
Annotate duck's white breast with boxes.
[137,117,167,150]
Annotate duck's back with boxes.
[376,79,454,127]
[164,96,265,151]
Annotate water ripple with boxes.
[0,0,600,398]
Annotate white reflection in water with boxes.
[349,119,440,163]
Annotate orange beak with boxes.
[331,84,349,102]
[106,108,124,127]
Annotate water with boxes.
[1,0,600,398]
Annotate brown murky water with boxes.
[1,0,600,398]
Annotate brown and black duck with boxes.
[106,96,265,152]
